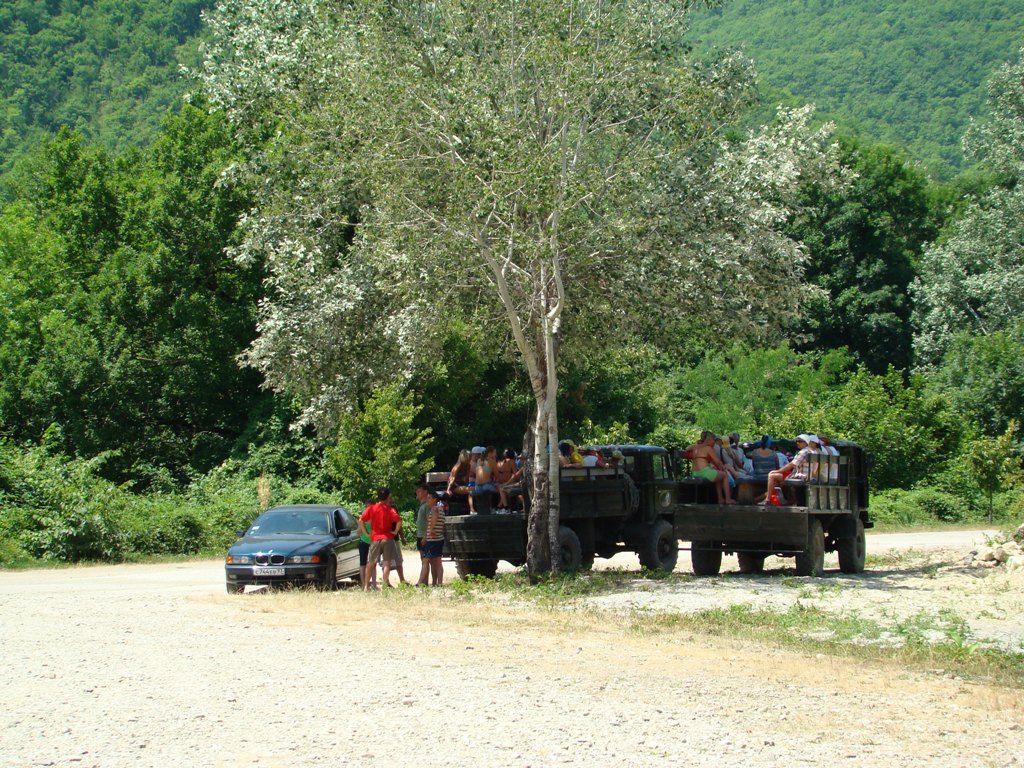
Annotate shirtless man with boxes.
[475,446,504,509]
[686,431,734,504]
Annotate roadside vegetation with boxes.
[2,4,1024,567]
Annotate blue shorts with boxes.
[420,539,444,558]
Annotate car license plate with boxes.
[253,567,285,576]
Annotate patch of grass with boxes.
[632,602,1024,686]
[442,567,684,605]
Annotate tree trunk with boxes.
[526,402,560,577]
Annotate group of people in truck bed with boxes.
[443,439,624,513]
[686,431,840,505]
[446,445,524,513]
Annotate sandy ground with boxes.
[1,530,1022,768]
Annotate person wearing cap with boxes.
[474,446,503,508]
[608,449,625,467]
[760,434,817,506]
[469,445,486,475]
[580,446,608,468]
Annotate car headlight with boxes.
[287,555,321,564]
[226,554,253,565]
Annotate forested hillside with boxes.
[0,0,210,178]
[2,1,1022,183]
[688,0,1023,177]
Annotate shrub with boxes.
[324,384,434,506]
[869,487,967,525]
[118,496,209,556]
[0,537,32,568]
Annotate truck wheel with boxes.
[456,559,499,579]
[837,517,866,574]
[736,552,766,574]
[638,519,678,572]
[691,542,722,576]
[795,519,825,576]
[557,526,583,572]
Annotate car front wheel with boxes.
[319,556,338,591]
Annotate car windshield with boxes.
[248,510,331,536]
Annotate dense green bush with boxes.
[117,496,207,556]
[761,368,960,491]
[0,440,127,560]
[869,487,965,526]
[0,437,339,564]
[324,384,434,508]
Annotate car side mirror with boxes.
[235,529,246,538]
[337,528,351,537]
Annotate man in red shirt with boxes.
[358,487,402,590]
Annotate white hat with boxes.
[471,446,486,454]
[801,433,820,444]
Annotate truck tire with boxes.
[456,559,499,579]
[691,542,722,576]
[557,526,583,572]
[795,518,825,576]
[837,517,866,574]
[736,552,766,574]
[637,519,678,572]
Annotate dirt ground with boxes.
[1,530,1022,768]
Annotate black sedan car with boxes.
[225,504,362,594]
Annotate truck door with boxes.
[643,451,677,524]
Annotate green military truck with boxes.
[673,440,872,577]
[432,441,871,578]
[433,446,677,577]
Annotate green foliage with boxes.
[0,0,211,179]
[0,438,125,560]
[659,342,851,441]
[557,343,662,446]
[324,385,434,509]
[688,0,1024,178]
[965,421,1022,522]
[787,138,950,373]
[931,320,1024,440]
[410,323,532,465]
[869,487,966,526]
[117,495,207,556]
[0,106,262,484]
[762,368,959,490]
[913,49,1024,368]
[0,434,338,563]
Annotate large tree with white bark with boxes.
[199,0,833,574]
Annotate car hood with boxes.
[229,534,335,557]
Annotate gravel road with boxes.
[1,530,1022,768]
